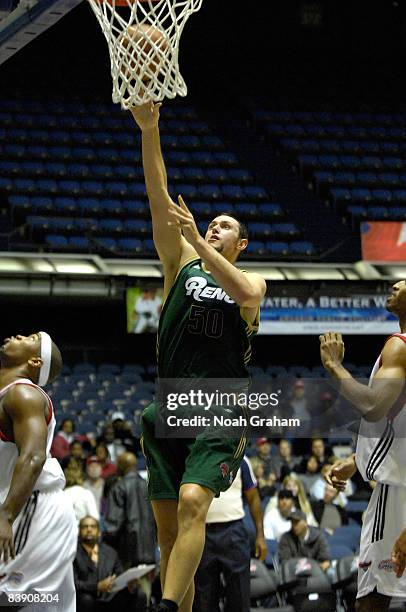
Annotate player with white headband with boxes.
[0,332,77,610]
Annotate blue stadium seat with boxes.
[100,200,123,216]
[201,135,223,150]
[126,183,147,198]
[389,207,406,220]
[0,177,13,192]
[368,206,388,219]
[181,167,205,182]
[371,189,392,204]
[93,132,114,146]
[21,161,44,176]
[74,218,99,232]
[116,166,141,181]
[250,223,271,239]
[266,241,290,255]
[190,151,215,166]
[47,217,75,233]
[356,172,378,187]
[347,205,367,219]
[123,200,149,217]
[243,186,268,201]
[198,184,221,199]
[330,187,351,205]
[213,152,238,166]
[206,168,227,183]
[270,223,298,237]
[92,164,114,179]
[14,178,35,194]
[26,145,49,160]
[221,185,244,200]
[179,135,201,149]
[45,234,68,248]
[8,194,30,212]
[258,203,282,218]
[247,241,266,255]
[68,164,90,179]
[124,219,150,236]
[0,160,20,176]
[142,239,156,254]
[290,241,316,255]
[166,150,191,165]
[340,155,361,170]
[72,147,97,162]
[117,238,142,253]
[189,202,211,218]
[68,236,90,250]
[58,180,81,195]
[380,172,400,187]
[49,146,71,161]
[176,184,198,199]
[234,203,258,219]
[71,131,92,146]
[360,156,382,171]
[96,237,117,251]
[52,131,71,145]
[99,219,124,234]
[4,144,25,158]
[105,182,127,197]
[329,544,354,560]
[31,197,53,214]
[82,181,104,196]
[351,188,371,203]
[166,167,184,182]
[334,172,355,186]
[45,162,67,177]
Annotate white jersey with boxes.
[356,333,406,487]
[0,378,65,504]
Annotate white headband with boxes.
[38,331,52,387]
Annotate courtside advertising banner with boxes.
[259,284,397,335]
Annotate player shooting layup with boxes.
[320,280,406,612]
[0,332,77,610]
[130,102,266,612]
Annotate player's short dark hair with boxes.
[216,212,249,240]
[48,341,62,384]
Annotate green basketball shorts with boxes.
[140,401,247,500]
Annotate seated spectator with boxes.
[282,474,318,527]
[278,510,331,572]
[297,455,321,494]
[311,483,349,533]
[98,422,126,464]
[251,461,277,499]
[310,437,333,467]
[273,439,300,480]
[51,418,75,461]
[104,453,156,568]
[61,440,86,472]
[111,413,141,456]
[95,443,117,480]
[264,489,295,541]
[74,516,147,611]
[84,456,105,514]
[254,438,278,478]
[64,464,100,524]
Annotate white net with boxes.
[88,0,203,108]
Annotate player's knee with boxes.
[178,487,208,525]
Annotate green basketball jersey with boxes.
[157,259,259,378]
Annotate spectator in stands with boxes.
[278,510,331,572]
[264,489,295,541]
[193,456,267,612]
[61,439,86,472]
[99,422,126,463]
[51,417,75,461]
[253,438,277,477]
[74,516,147,612]
[311,483,349,533]
[310,437,333,467]
[288,380,310,422]
[282,474,318,526]
[104,452,156,569]
[297,455,322,495]
[84,456,105,514]
[251,461,277,499]
[111,412,141,456]
[95,442,117,479]
[273,439,299,480]
[63,463,99,524]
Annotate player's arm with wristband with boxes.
[0,385,47,563]
[319,332,406,422]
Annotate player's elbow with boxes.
[240,290,262,308]
[362,401,386,422]
[20,451,46,473]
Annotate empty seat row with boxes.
[314,170,406,189]
[0,144,238,167]
[267,123,406,140]
[254,109,406,127]
[1,178,268,201]
[299,154,406,172]
[0,160,253,184]
[9,196,283,221]
[281,137,406,155]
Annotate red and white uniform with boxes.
[0,379,77,610]
[356,333,406,599]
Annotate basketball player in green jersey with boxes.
[130,102,266,612]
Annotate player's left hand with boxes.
[168,196,200,246]
[255,535,268,561]
[392,528,406,578]
[319,332,345,372]
[0,511,15,564]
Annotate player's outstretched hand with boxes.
[319,331,345,372]
[323,455,356,492]
[392,529,406,578]
[168,195,200,246]
[129,101,161,131]
[0,511,15,564]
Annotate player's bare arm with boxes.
[130,103,196,295]
[320,332,406,422]
[169,196,266,309]
[0,385,48,563]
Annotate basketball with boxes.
[119,23,168,86]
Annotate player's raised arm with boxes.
[0,385,47,562]
[130,103,195,289]
[320,333,406,422]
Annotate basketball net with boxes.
[87,0,203,108]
